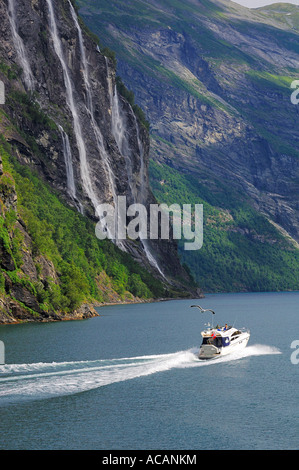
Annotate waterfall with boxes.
[68,0,123,245]
[58,125,76,199]
[106,66,144,205]
[68,0,117,208]
[105,57,114,109]
[105,59,165,277]
[130,109,166,278]
[131,110,147,204]
[105,58,134,200]
[111,85,136,201]
[58,125,83,214]
[46,0,99,213]
[7,0,34,91]
[48,0,164,275]
[111,85,128,158]
[142,241,166,278]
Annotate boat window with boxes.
[231,330,241,337]
[202,337,222,347]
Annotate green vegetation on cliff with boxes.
[0,137,165,318]
[149,161,299,292]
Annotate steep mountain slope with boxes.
[0,136,170,323]
[150,160,299,292]
[0,0,198,323]
[256,3,299,30]
[78,0,299,291]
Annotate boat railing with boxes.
[239,327,250,334]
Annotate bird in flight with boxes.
[190,305,215,314]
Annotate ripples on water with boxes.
[1,292,298,450]
[0,344,281,404]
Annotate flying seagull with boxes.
[190,305,215,314]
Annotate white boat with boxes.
[198,325,250,360]
[190,305,250,360]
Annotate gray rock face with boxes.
[78,0,299,243]
[0,0,193,290]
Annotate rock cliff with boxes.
[77,0,299,291]
[78,0,299,243]
[0,0,199,323]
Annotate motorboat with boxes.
[198,324,250,359]
[190,305,250,360]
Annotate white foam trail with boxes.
[0,345,280,404]
[236,344,281,357]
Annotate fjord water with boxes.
[0,292,298,450]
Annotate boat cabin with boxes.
[201,326,244,349]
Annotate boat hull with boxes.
[198,332,250,360]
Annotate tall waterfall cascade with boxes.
[58,125,84,214]
[46,0,99,213]
[105,61,165,278]
[111,86,136,203]
[7,0,34,91]
[6,0,168,280]
[58,125,76,200]
[68,1,118,210]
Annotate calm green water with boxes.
[0,292,298,450]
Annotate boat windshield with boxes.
[202,337,222,347]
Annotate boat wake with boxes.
[0,345,281,404]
